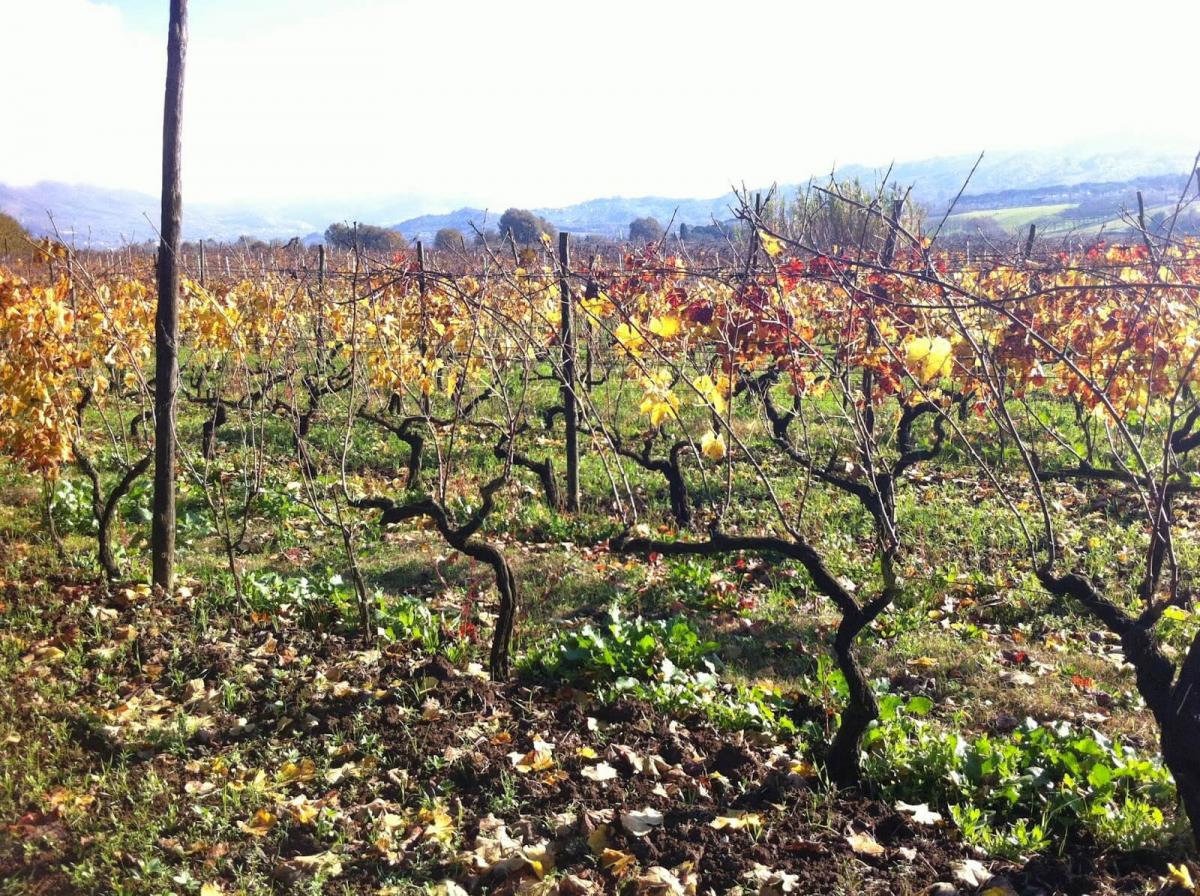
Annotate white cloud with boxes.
[1,0,1196,210]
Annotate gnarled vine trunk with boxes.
[1041,570,1200,846]
[825,615,879,787]
[356,480,519,681]
[75,445,153,584]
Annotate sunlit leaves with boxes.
[691,373,728,415]
[904,335,954,384]
[238,807,277,837]
[615,321,646,356]
[758,231,783,258]
[700,431,727,461]
[639,370,679,427]
[648,314,682,340]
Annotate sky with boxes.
[2,0,1198,213]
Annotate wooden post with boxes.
[152,0,188,595]
[415,239,428,349]
[881,197,903,267]
[318,244,326,290]
[198,238,206,287]
[559,232,579,512]
[1022,223,1036,261]
[1136,190,1156,261]
[416,240,431,412]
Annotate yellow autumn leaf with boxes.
[414,803,456,844]
[639,370,680,427]
[700,430,727,461]
[288,797,320,825]
[904,336,953,384]
[708,812,762,831]
[239,807,277,837]
[691,374,727,414]
[508,744,555,773]
[759,232,783,257]
[845,830,885,857]
[1166,862,1195,891]
[587,823,611,855]
[278,757,317,784]
[28,646,65,664]
[614,321,646,355]
[522,843,555,879]
[600,847,637,875]
[648,315,681,340]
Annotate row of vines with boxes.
[3,199,1200,846]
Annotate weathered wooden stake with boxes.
[881,197,903,267]
[559,232,579,512]
[416,240,432,412]
[151,0,188,594]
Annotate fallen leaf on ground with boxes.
[744,863,799,894]
[600,848,637,876]
[238,808,277,837]
[953,858,993,888]
[635,864,696,895]
[845,830,885,858]
[708,812,763,831]
[289,851,343,876]
[895,801,943,825]
[621,807,664,838]
[582,762,618,782]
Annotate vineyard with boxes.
[3,200,1200,896]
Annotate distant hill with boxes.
[0,183,457,248]
[945,173,1189,215]
[0,182,316,247]
[4,142,1195,248]
[392,208,495,241]
[391,197,739,242]
[395,145,1197,242]
[830,145,1196,207]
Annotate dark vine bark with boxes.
[361,411,426,488]
[611,390,948,785]
[201,401,226,460]
[355,475,517,679]
[1038,569,1200,846]
[74,444,153,583]
[495,435,560,511]
[825,597,891,785]
[612,437,692,527]
[361,389,494,490]
[613,528,877,784]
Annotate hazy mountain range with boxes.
[2,142,1195,248]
